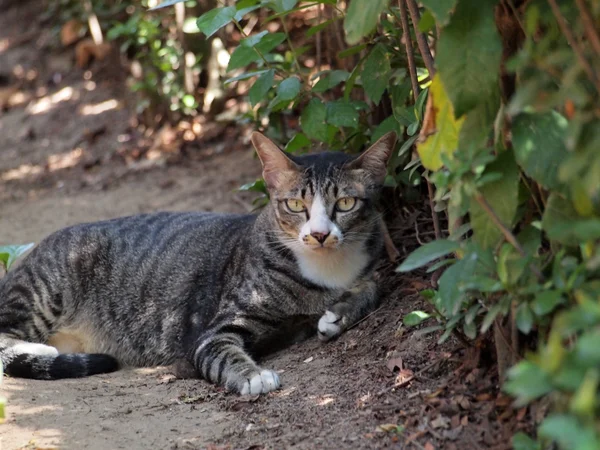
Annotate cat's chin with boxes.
[303,245,339,253]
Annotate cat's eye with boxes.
[336,197,357,212]
[285,198,306,213]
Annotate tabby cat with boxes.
[0,131,396,395]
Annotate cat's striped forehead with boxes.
[286,155,362,200]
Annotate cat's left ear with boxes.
[251,132,299,190]
[347,132,397,184]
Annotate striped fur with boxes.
[0,132,396,394]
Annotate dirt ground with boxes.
[0,2,526,449]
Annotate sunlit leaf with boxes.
[196,7,236,38]
[417,74,465,170]
[0,244,34,270]
[403,311,431,326]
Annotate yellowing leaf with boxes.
[417,75,465,170]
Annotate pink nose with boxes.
[311,231,330,244]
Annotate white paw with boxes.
[240,369,281,395]
[318,310,342,341]
[12,343,59,357]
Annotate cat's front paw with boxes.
[318,310,343,341]
[240,369,281,395]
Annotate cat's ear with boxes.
[251,132,299,190]
[348,132,397,184]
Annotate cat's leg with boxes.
[318,279,379,341]
[0,267,119,379]
[193,330,280,395]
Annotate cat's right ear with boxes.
[251,132,299,190]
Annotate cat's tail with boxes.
[1,337,119,380]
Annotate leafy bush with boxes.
[178,0,600,447]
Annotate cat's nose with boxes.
[311,231,330,244]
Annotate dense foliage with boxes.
[25,0,600,447]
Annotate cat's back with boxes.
[17,211,257,291]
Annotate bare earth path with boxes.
[0,3,522,449]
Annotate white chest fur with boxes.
[294,242,369,290]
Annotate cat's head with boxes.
[251,132,396,254]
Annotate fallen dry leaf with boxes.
[386,355,403,373]
[75,39,111,68]
[61,19,83,46]
[395,368,414,385]
[376,423,400,432]
[424,442,435,450]
[431,414,451,429]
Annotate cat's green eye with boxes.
[336,197,357,212]
[285,199,306,213]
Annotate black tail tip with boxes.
[48,353,120,379]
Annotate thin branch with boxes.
[426,178,442,240]
[474,193,545,281]
[316,4,322,72]
[547,0,600,93]
[575,0,600,59]
[83,0,103,45]
[398,0,420,100]
[406,0,435,76]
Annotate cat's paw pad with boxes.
[318,310,342,341]
[240,369,280,395]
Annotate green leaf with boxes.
[418,9,436,32]
[532,290,565,316]
[285,133,311,153]
[417,74,465,170]
[301,98,329,142]
[420,0,457,26]
[344,0,390,44]
[469,150,519,249]
[227,32,286,72]
[516,303,534,334]
[269,77,301,108]
[372,116,401,143]
[504,361,553,405]
[538,414,600,450]
[148,0,187,11]
[0,243,34,270]
[542,193,600,245]
[238,178,268,195]
[338,43,367,59]
[361,44,392,105]
[575,331,600,366]
[403,311,431,326]
[436,0,502,117]
[196,7,236,38]
[438,256,478,316]
[512,432,541,450]
[224,69,270,85]
[270,0,298,14]
[306,18,336,37]
[326,100,359,128]
[248,69,275,107]
[313,70,349,93]
[397,239,460,272]
[512,111,568,191]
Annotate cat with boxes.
[0,131,396,395]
